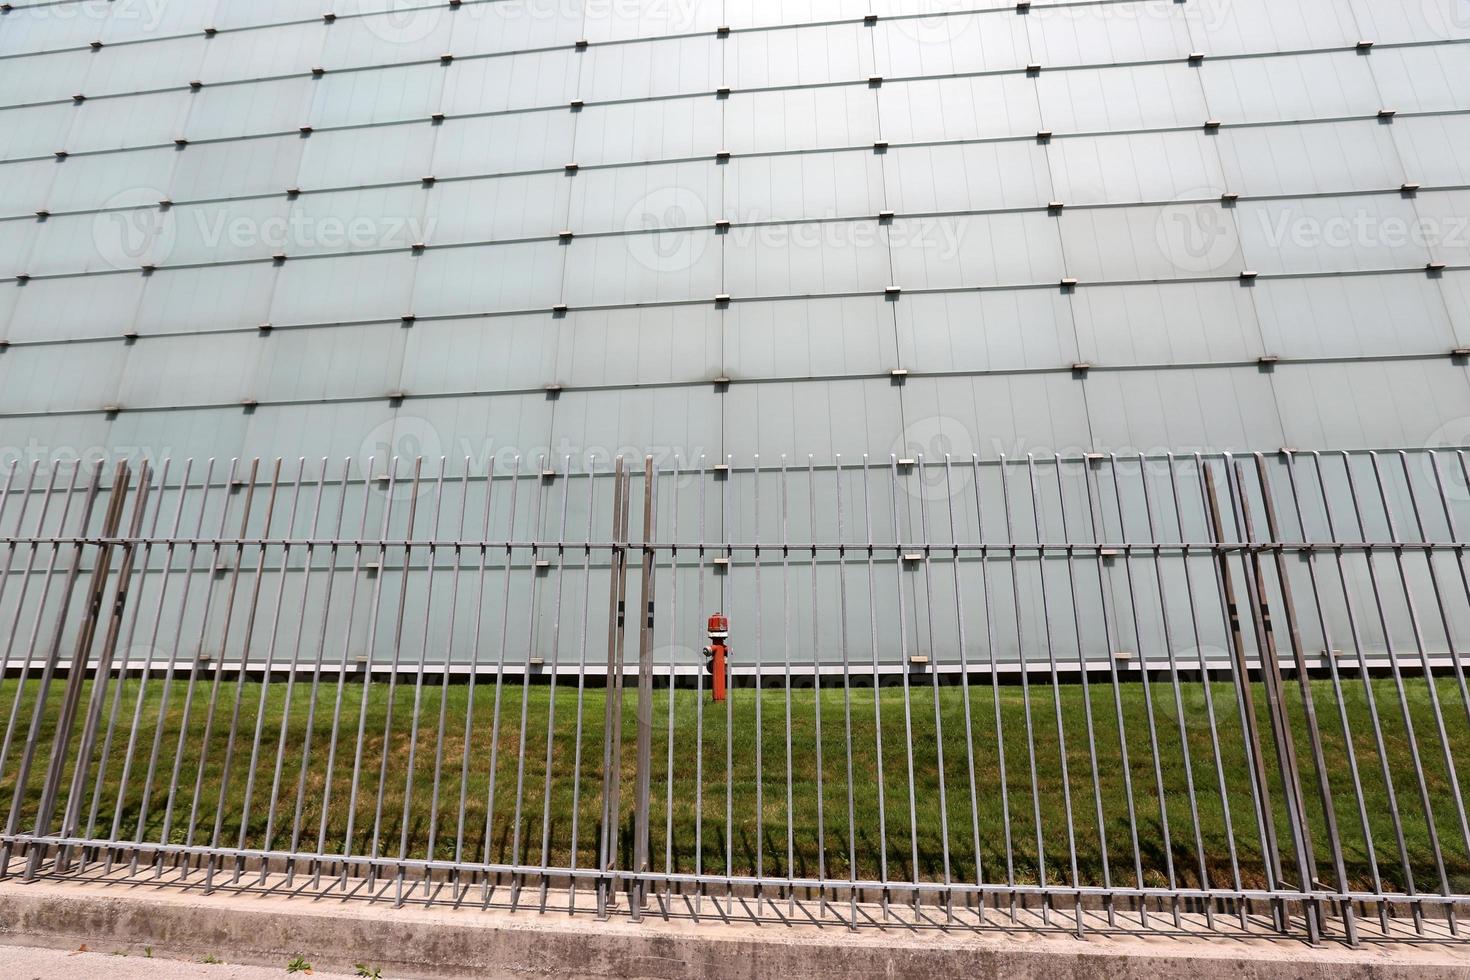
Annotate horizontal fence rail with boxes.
[1,448,1470,945]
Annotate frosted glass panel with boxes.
[0,0,1463,472]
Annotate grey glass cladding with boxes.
[0,0,1468,469]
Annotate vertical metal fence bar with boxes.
[313,458,376,889]
[1340,454,1449,931]
[1428,452,1470,728]
[971,454,1012,922]
[658,455,679,916]
[393,460,446,904]
[84,459,168,875]
[1026,456,1079,931]
[537,456,573,912]
[1226,457,1322,943]
[1281,451,1384,937]
[660,459,681,915]
[0,460,36,752]
[107,459,190,875]
[1430,451,1470,730]
[284,459,346,886]
[367,459,424,889]
[1079,455,1146,927]
[428,465,472,899]
[57,461,152,875]
[887,457,916,915]
[1309,451,1420,932]
[454,460,496,899]
[0,458,41,722]
[18,461,104,876]
[752,458,765,916]
[1051,455,1109,932]
[342,458,399,888]
[1167,456,1246,932]
[23,461,117,880]
[204,459,283,891]
[1416,450,1470,925]
[567,466,596,913]
[944,457,983,925]
[632,457,657,920]
[509,458,551,907]
[597,458,627,918]
[1137,455,1210,928]
[612,463,633,910]
[1254,454,1358,943]
[1106,454,1181,928]
[834,459,857,926]
[800,456,824,918]
[1202,461,1290,932]
[999,455,1047,923]
[485,460,524,903]
[231,460,305,885]
[6,466,86,868]
[613,461,633,909]
[1390,450,1470,888]
[782,458,797,917]
[914,458,951,922]
[144,460,221,878]
[263,461,330,883]
[725,456,738,918]
[1365,452,1466,925]
[182,458,256,882]
[858,457,890,919]
[912,461,947,920]
[693,457,707,919]
[0,461,68,871]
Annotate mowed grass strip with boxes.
[3,672,1468,894]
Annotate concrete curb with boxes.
[1,878,1468,979]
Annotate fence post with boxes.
[598,459,631,917]
[1201,462,1289,932]
[1228,459,1322,944]
[55,460,153,874]
[631,457,657,920]
[25,461,130,880]
[1254,454,1356,945]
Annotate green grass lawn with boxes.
[4,670,1469,896]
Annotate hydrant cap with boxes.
[707,612,729,636]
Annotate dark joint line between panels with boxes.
[2,34,1463,119]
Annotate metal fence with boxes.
[2,448,1470,946]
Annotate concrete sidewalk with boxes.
[1,877,1467,979]
[0,943,360,979]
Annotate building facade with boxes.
[0,0,1467,473]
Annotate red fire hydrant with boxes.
[703,613,729,703]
